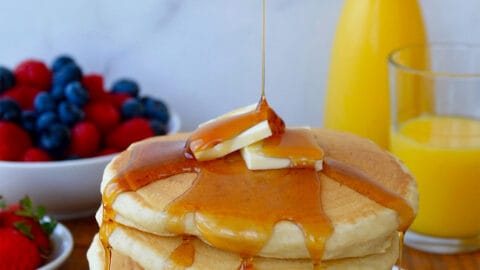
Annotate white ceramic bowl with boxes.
[0,113,180,220]
[38,223,74,270]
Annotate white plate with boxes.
[37,223,74,270]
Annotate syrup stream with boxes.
[261,0,266,98]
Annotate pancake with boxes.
[97,129,417,260]
[87,224,400,270]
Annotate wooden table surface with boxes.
[61,217,480,270]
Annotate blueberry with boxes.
[58,101,84,126]
[141,97,170,124]
[121,98,145,119]
[150,119,168,135]
[50,85,66,101]
[64,81,89,106]
[21,110,37,134]
[38,123,70,159]
[111,79,139,97]
[52,63,82,88]
[0,67,15,93]
[65,155,80,160]
[0,98,22,122]
[51,55,75,73]
[34,92,57,113]
[36,111,60,132]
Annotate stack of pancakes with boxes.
[87,129,417,270]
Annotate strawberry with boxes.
[84,101,120,135]
[23,148,52,162]
[0,227,42,270]
[2,86,43,110]
[68,121,101,158]
[106,117,154,150]
[0,196,57,256]
[0,122,32,161]
[82,74,108,101]
[14,60,52,90]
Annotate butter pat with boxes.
[192,120,273,161]
[189,100,285,161]
[241,128,324,171]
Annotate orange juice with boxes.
[390,115,480,237]
[324,0,426,148]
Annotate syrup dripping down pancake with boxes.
[98,129,417,260]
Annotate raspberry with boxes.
[109,92,131,109]
[106,117,154,150]
[14,60,52,90]
[23,148,52,162]
[2,86,43,110]
[0,228,42,270]
[0,121,32,161]
[96,148,118,156]
[68,121,100,158]
[82,74,108,101]
[84,101,120,134]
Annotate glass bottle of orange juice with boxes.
[324,0,426,148]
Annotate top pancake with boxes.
[99,129,417,260]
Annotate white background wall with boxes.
[0,0,479,130]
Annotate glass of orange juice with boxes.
[389,44,480,254]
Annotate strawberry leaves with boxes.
[0,195,56,259]
[14,196,57,235]
[14,221,33,239]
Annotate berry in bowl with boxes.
[0,196,73,270]
[0,55,180,219]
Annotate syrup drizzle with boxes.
[186,96,284,155]
[238,257,256,270]
[168,236,195,267]
[165,152,332,260]
[397,232,405,269]
[99,125,413,269]
[322,158,415,231]
[262,128,324,168]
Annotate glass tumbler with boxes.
[389,44,480,254]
